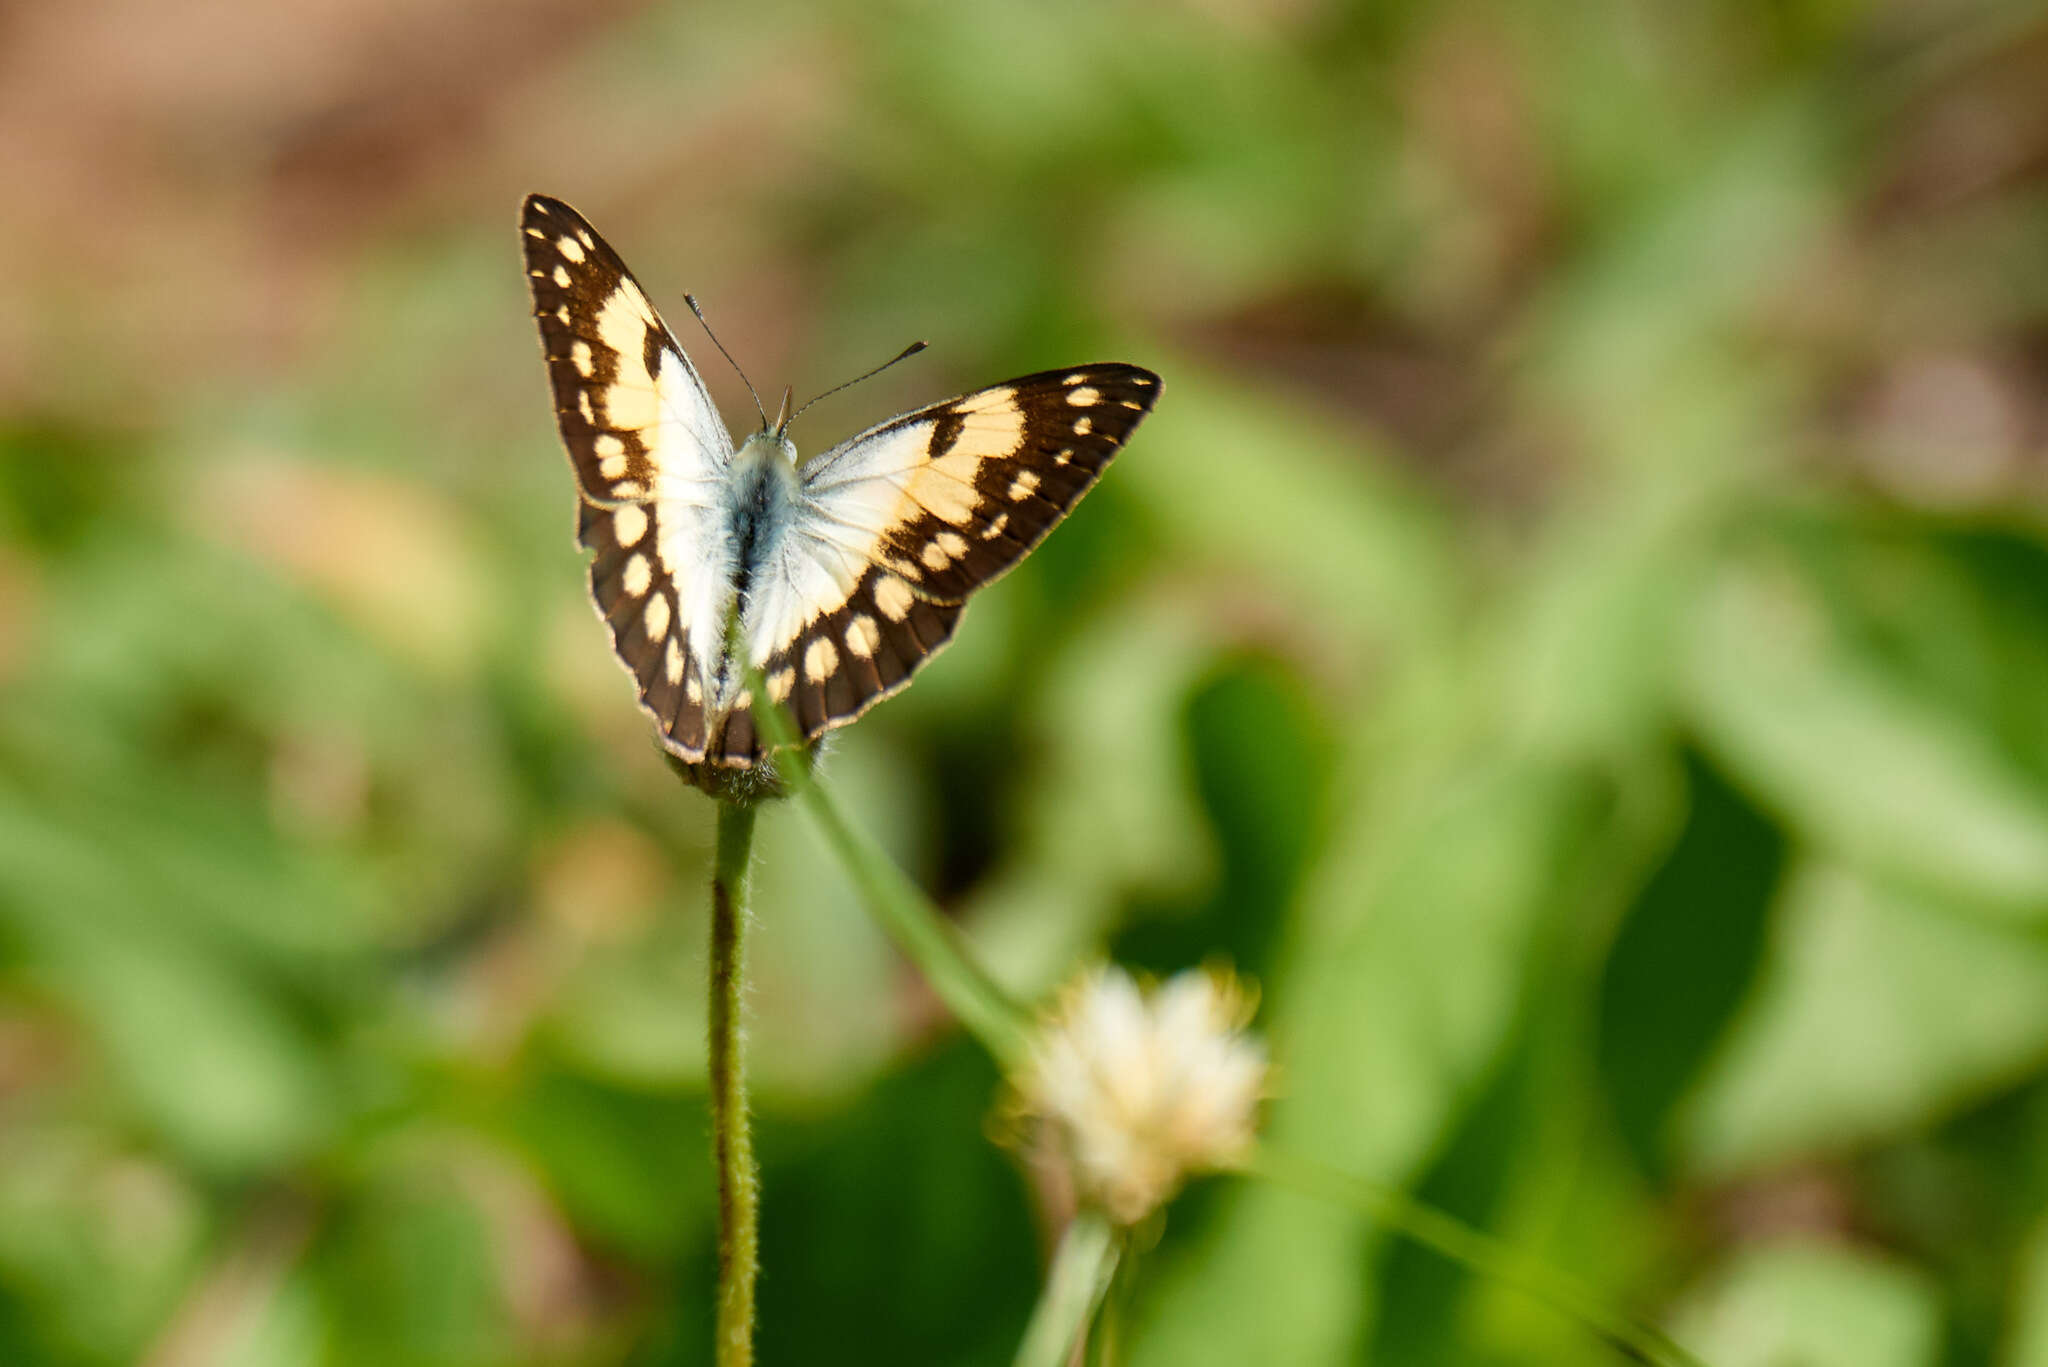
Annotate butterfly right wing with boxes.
[523,194,736,760]
[732,365,1160,752]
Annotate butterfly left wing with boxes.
[523,194,737,762]
[733,365,1160,750]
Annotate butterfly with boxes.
[522,194,1161,778]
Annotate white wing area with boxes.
[646,345,740,681]
[740,420,932,668]
[648,340,733,491]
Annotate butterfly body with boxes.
[524,194,1160,780]
[685,427,797,706]
[721,428,801,634]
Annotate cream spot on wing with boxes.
[577,391,595,423]
[608,378,659,431]
[920,540,951,572]
[592,287,659,428]
[594,433,624,456]
[686,673,702,703]
[1008,470,1042,500]
[936,530,969,558]
[1073,416,1093,435]
[1121,400,1143,409]
[983,512,1009,540]
[892,556,925,582]
[531,202,552,216]
[612,480,647,499]
[1065,372,1090,385]
[908,466,981,524]
[874,574,914,622]
[553,264,571,288]
[571,341,595,377]
[622,553,652,597]
[526,227,548,239]
[963,389,1026,441]
[846,615,879,657]
[804,636,839,682]
[599,452,628,480]
[578,229,596,250]
[613,504,648,547]
[1054,448,1073,465]
[556,305,571,325]
[1066,386,1100,406]
[768,666,795,702]
[558,236,586,263]
[617,277,653,319]
[643,593,670,641]
[665,636,685,684]
[602,379,658,431]
[900,392,1025,526]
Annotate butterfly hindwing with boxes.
[578,497,713,760]
[741,366,1161,746]
[748,566,964,754]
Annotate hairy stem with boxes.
[709,799,760,1367]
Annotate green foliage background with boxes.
[3,1,2048,1363]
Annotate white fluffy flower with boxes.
[1010,964,1267,1225]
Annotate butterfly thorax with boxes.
[707,429,801,703]
[725,426,800,560]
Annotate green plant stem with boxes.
[1013,1213,1119,1367]
[746,683,1032,1063]
[709,799,760,1367]
[1252,1149,1710,1367]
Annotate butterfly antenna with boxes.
[785,340,929,435]
[684,294,770,431]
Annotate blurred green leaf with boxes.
[501,1067,712,1261]
[0,1127,204,1366]
[0,792,337,1173]
[1671,1241,1942,1367]
[965,592,1229,998]
[2014,1213,2048,1367]
[1686,555,2048,922]
[1596,750,1786,1180]
[753,1039,1037,1367]
[314,1158,508,1367]
[1679,864,2048,1175]
[1114,655,1335,983]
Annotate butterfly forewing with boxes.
[742,366,1162,745]
[526,194,734,761]
[522,195,730,504]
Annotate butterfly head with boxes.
[733,426,799,473]
[737,388,797,470]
